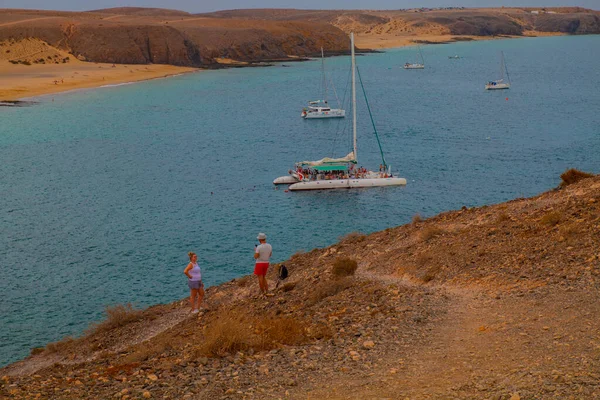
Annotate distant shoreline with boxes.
[0,32,584,102]
[353,31,567,50]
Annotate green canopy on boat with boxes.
[312,165,348,172]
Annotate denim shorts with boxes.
[188,280,204,290]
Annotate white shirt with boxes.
[255,243,272,263]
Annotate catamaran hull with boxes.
[289,178,407,191]
[485,83,510,90]
[273,176,300,185]
[302,110,345,119]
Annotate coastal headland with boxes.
[1,6,599,100]
[2,170,599,398]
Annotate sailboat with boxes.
[403,45,425,69]
[274,33,407,191]
[301,47,345,119]
[485,51,511,90]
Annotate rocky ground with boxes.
[2,171,600,399]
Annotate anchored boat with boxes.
[275,33,407,191]
[403,45,425,69]
[301,48,345,119]
[485,51,511,90]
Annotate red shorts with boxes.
[254,262,269,276]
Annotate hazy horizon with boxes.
[0,0,598,13]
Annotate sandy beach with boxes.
[0,37,197,100]
[0,60,197,101]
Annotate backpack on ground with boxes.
[275,264,288,288]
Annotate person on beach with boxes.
[254,233,272,296]
[184,252,204,313]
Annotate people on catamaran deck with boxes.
[254,232,273,297]
[184,252,204,314]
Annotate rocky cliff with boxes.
[0,9,350,68]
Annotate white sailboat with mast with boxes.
[485,51,511,90]
[403,45,425,69]
[301,47,345,119]
[275,33,407,190]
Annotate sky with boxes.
[0,0,597,13]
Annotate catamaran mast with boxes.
[321,47,327,103]
[351,33,357,162]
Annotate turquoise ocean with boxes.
[1,35,599,367]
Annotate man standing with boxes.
[254,232,272,296]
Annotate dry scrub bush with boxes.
[412,214,423,224]
[255,317,307,346]
[197,313,308,357]
[540,211,561,227]
[559,223,581,244]
[235,275,253,287]
[87,303,142,335]
[306,323,334,341]
[340,231,366,243]
[332,257,358,278]
[289,250,305,262]
[281,281,297,292]
[415,253,432,266]
[560,168,594,187]
[419,225,445,242]
[309,278,353,305]
[45,336,75,353]
[496,212,511,223]
[419,265,441,283]
[198,315,251,357]
[30,347,45,356]
[559,223,579,237]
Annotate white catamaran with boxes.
[403,45,425,69]
[275,33,407,191]
[301,47,345,119]
[485,51,511,90]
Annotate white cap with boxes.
[257,232,267,240]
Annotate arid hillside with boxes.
[1,7,599,67]
[0,8,350,67]
[2,170,599,399]
[203,7,600,36]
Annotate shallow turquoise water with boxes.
[1,35,599,367]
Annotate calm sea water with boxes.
[1,35,599,367]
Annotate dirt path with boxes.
[308,280,600,399]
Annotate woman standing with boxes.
[184,252,204,313]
